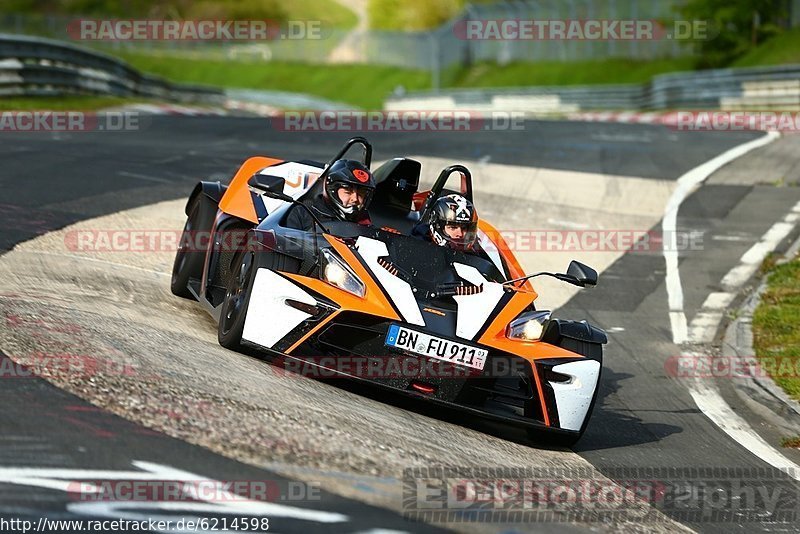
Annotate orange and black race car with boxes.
[171,137,606,446]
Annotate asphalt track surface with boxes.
[2,117,800,533]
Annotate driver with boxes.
[285,159,376,231]
[414,194,480,252]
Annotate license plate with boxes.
[385,325,488,370]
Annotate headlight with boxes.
[320,248,365,297]
[507,310,551,341]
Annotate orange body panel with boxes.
[476,291,581,427]
[478,219,535,294]
[280,234,402,354]
[477,292,535,350]
[478,291,584,362]
[218,157,283,223]
[283,310,341,354]
[279,267,400,356]
[282,273,401,325]
[322,234,402,320]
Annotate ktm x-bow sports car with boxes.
[171,137,607,445]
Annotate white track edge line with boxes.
[663,131,780,344]
[662,131,800,481]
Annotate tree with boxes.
[678,0,790,67]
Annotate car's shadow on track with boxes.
[572,366,684,453]
[248,349,683,453]
[328,376,566,450]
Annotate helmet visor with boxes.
[442,221,478,249]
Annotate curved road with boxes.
[2,116,800,532]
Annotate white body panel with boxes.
[452,262,505,340]
[549,359,601,431]
[242,268,318,348]
[255,161,322,214]
[354,237,425,327]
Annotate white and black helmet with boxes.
[428,194,478,251]
[322,159,376,221]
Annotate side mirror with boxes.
[248,174,291,201]
[566,261,598,287]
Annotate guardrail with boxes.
[0,33,224,103]
[386,63,800,114]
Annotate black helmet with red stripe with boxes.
[428,194,479,251]
[322,159,376,221]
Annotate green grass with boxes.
[115,50,702,109]
[93,38,792,110]
[5,0,358,29]
[116,51,431,109]
[368,0,464,31]
[753,254,800,401]
[287,0,358,29]
[0,96,153,111]
[732,28,800,68]
[449,58,697,88]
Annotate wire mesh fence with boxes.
[457,0,688,63]
[0,2,694,68]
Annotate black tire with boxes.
[218,249,302,351]
[171,195,217,299]
[218,250,256,351]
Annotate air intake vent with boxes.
[455,283,483,296]
[377,257,399,276]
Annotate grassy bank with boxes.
[285,0,359,29]
[0,96,152,111]
[116,52,431,109]
[116,51,701,109]
[732,28,800,68]
[5,0,358,28]
[450,58,697,88]
[753,253,800,401]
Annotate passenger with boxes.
[413,194,480,252]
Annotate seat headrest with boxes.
[372,158,421,212]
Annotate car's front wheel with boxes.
[218,250,257,350]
